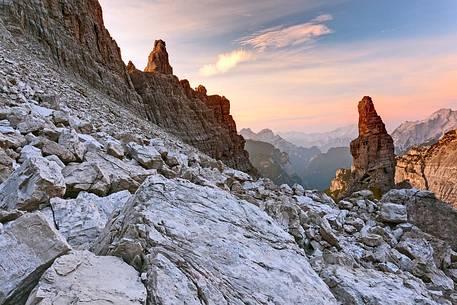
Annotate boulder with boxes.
[319,218,341,249]
[37,137,77,163]
[382,189,457,251]
[0,149,14,183]
[25,250,146,305]
[396,237,434,263]
[58,129,86,161]
[18,145,42,163]
[62,161,111,197]
[16,117,45,134]
[0,157,65,211]
[0,212,70,305]
[361,233,384,247]
[125,142,163,170]
[379,202,407,224]
[50,191,131,249]
[0,131,26,150]
[85,151,154,193]
[96,175,337,305]
[107,141,125,159]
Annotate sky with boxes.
[99,0,457,133]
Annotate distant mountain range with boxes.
[244,140,302,186]
[392,108,457,154]
[240,128,351,190]
[278,125,358,153]
[242,108,457,190]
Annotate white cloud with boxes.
[239,14,333,50]
[312,14,333,22]
[200,49,252,76]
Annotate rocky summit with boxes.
[144,39,173,74]
[1,1,457,305]
[330,96,396,199]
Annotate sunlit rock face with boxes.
[144,40,173,75]
[127,43,255,174]
[396,130,457,208]
[330,96,395,198]
[349,96,396,194]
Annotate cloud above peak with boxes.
[200,49,252,76]
[199,14,333,77]
[239,14,333,51]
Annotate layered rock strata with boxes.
[395,130,457,207]
[26,250,147,305]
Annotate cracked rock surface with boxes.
[26,250,146,305]
[96,175,337,305]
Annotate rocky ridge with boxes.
[1,1,457,304]
[396,130,457,208]
[1,0,253,173]
[392,108,457,154]
[128,43,254,173]
[1,0,142,110]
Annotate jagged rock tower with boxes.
[128,40,255,174]
[144,40,173,74]
[330,96,395,198]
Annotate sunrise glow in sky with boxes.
[99,0,457,133]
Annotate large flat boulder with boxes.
[0,212,70,305]
[96,175,337,305]
[25,250,146,305]
[0,157,66,211]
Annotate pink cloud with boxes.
[239,14,333,50]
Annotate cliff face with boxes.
[330,96,395,198]
[128,45,254,173]
[2,0,142,110]
[396,130,457,208]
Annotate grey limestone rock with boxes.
[0,212,70,305]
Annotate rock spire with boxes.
[330,96,395,198]
[144,39,173,74]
